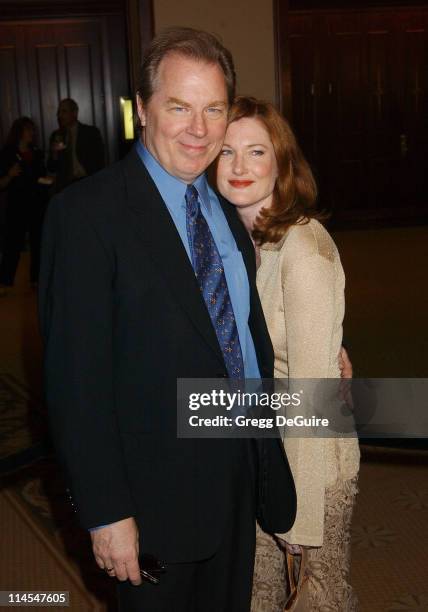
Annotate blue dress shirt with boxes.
[136,140,260,378]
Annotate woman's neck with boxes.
[236,196,273,240]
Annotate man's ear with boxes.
[136,94,146,127]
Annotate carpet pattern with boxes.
[2,446,427,611]
[1,459,116,611]
[0,372,49,474]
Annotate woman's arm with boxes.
[278,249,340,547]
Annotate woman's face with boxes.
[217,117,278,212]
[21,124,35,145]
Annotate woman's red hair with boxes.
[226,96,324,245]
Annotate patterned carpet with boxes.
[0,371,116,611]
[0,372,50,474]
[1,444,427,612]
[1,459,116,611]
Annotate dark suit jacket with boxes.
[38,148,296,562]
[48,121,105,191]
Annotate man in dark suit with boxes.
[48,98,105,192]
[39,28,296,611]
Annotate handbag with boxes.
[284,548,310,611]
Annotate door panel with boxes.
[399,14,428,205]
[0,16,130,163]
[287,7,428,222]
[327,14,367,211]
[25,20,106,155]
[365,13,401,208]
[0,25,28,143]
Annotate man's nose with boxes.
[187,112,208,138]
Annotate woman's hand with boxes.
[339,346,352,378]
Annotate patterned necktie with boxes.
[185,184,244,379]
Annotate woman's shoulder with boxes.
[283,218,338,263]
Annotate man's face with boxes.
[57,102,78,129]
[137,53,229,183]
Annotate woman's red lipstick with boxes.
[228,180,254,188]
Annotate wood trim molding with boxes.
[0,0,124,19]
[288,0,428,9]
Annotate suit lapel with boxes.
[121,149,225,368]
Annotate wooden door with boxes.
[397,10,428,207]
[0,24,27,144]
[287,13,333,208]
[0,16,130,163]
[288,14,318,164]
[286,7,428,224]
[363,11,401,210]
[24,20,107,155]
[325,12,367,212]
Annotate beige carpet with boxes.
[0,487,102,611]
[351,447,428,612]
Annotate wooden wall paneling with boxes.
[278,4,428,224]
[0,1,153,161]
[326,13,367,211]
[0,26,23,143]
[399,10,428,205]
[23,23,63,153]
[0,24,33,138]
[0,1,123,19]
[364,11,401,209]
[287,14,317,159]
[24,19,108,158]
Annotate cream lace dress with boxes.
[252,219,360,611]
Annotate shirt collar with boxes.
[136,140,212,215]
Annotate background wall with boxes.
[153,0,277,103]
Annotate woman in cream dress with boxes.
[217,97,360,611]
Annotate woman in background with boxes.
[0,117,48,295]
[216,96,360,611]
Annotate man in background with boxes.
[48,98,105,192]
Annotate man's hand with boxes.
[90,516,142,585]
[8,163,22,178]
[338,346,354,409]
[339,346,353,379]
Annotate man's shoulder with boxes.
[78,121,101,136]
[53,159,126,218]
[52,150,152,217]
